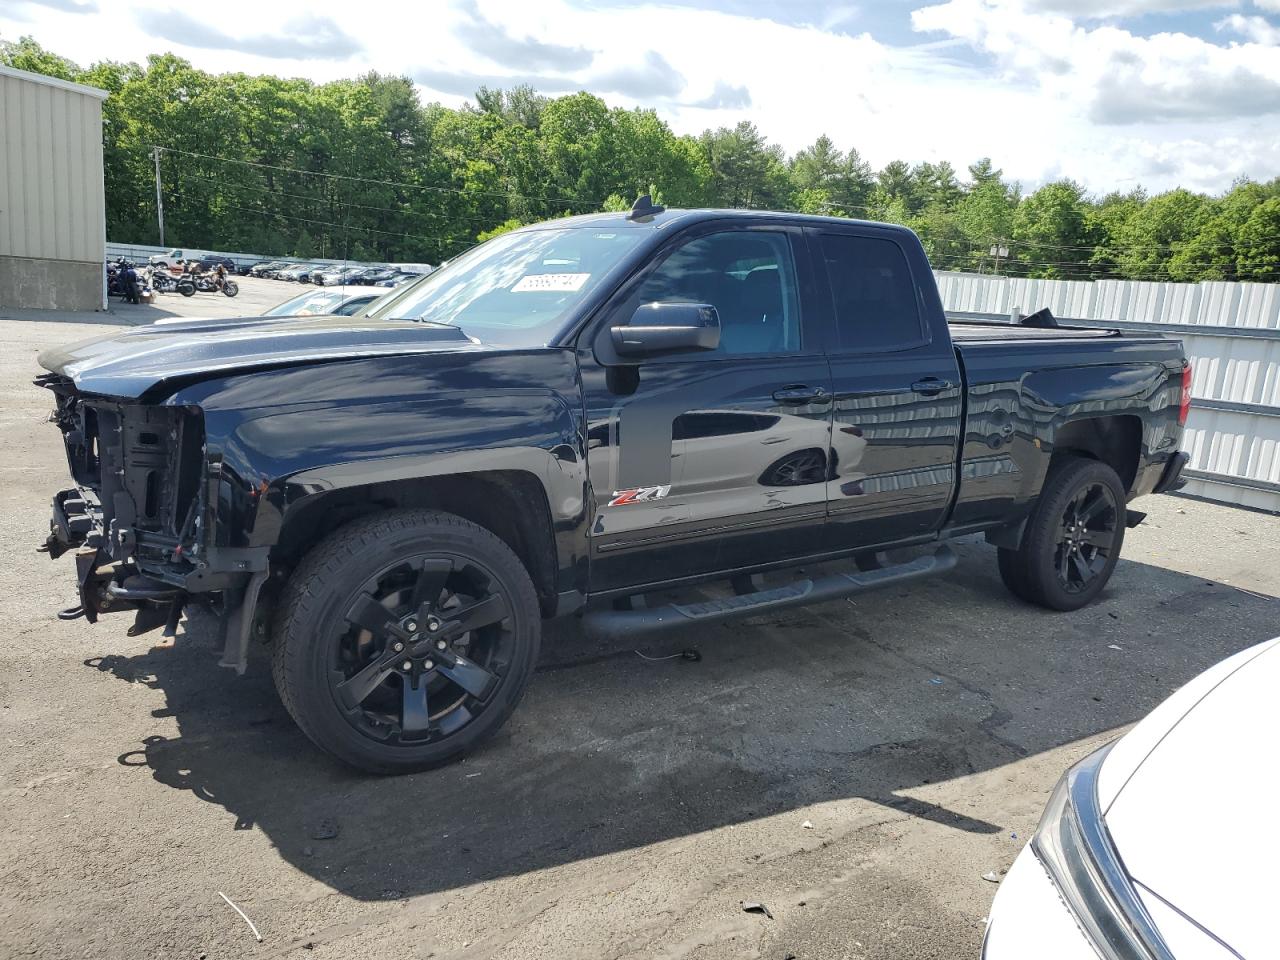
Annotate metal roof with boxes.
[0,63,108,100]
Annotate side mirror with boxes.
[611,302,720,357]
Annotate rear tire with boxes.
[272,509,540,774]
[997,457,1126,611]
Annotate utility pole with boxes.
[152,146,165,248]
[989,240,1009,275]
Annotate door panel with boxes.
[579,225,833,592]
[810,228,963,548]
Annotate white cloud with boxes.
[2,0,1278,196]
[1026,0,1236,15]
[912,0,1280,123]
[1216,12,1280,42]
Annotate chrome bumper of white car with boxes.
[985,744,1174,960]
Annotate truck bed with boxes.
[948,319,1120,341]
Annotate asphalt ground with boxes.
[1,315,1278,960]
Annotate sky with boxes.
[3,0,1280,196]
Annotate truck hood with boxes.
[38,315,482,399]
[1101,636,1280,959]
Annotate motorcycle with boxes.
[106,259,142,303]
[194,269,239,297]
[147,266,195,297]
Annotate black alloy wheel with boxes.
[273,510,540,774]
[996,456,1127,611]
[330,555,514,745]
[1053,481,1119,595]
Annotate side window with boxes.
[820,234,926,352]
[635,231,801,356]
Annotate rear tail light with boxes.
[1178,362,1192,426]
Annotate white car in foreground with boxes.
[985,635,1279,959]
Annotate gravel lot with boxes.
[2,315,1278,960]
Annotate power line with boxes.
[152,144,602,209]
[930,237,1280,276]
[165,191,478,252]
[167,166,509,227]
[928,251,1280,282]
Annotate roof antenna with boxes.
[627,194,665,221]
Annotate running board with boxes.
[583,545,957,640]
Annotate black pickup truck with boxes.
[36,203,1191,773]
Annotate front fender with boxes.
[165,350,588,567]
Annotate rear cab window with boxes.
[816,232,929,353]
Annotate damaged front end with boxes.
[36,373,267,671]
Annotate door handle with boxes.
[772,385,830,405]
[910,378,955,396]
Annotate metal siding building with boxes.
[0,64,107,311]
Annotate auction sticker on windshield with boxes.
[512,273,590,293]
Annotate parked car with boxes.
[276,262,324,282]
[317,266,367,286]
[250,261,290,278]
[373,271,418,287]
[984,635,1280,960]
[36,204,1190,774]
[195,256,237,273]
[344,267,391,285]
[302,265,334,284]
[263,288,384,317]
[146,248,185,269]
[353,267,397,285]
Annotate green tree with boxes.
[1109,188,1213,280]
[0,35,79,79]
[788,136,873,216]
[1236,196,1280,281]
[1166,180,1280,281]
[699,121,790,209]
[955,162,1018,272]
[1011,181,1093,279]
[476,218,524,242]
[1085,189,1145,278]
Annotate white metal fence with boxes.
[936,271,1280,512]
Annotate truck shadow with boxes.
[84,539,1275,904]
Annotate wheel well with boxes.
[272,471,559,617]
[1049,415,1143,491]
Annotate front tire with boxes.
[997,457,1126,611]
[272,509,541,774]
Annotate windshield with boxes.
[363,227,646,346]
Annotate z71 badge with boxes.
[608,485,671,506]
